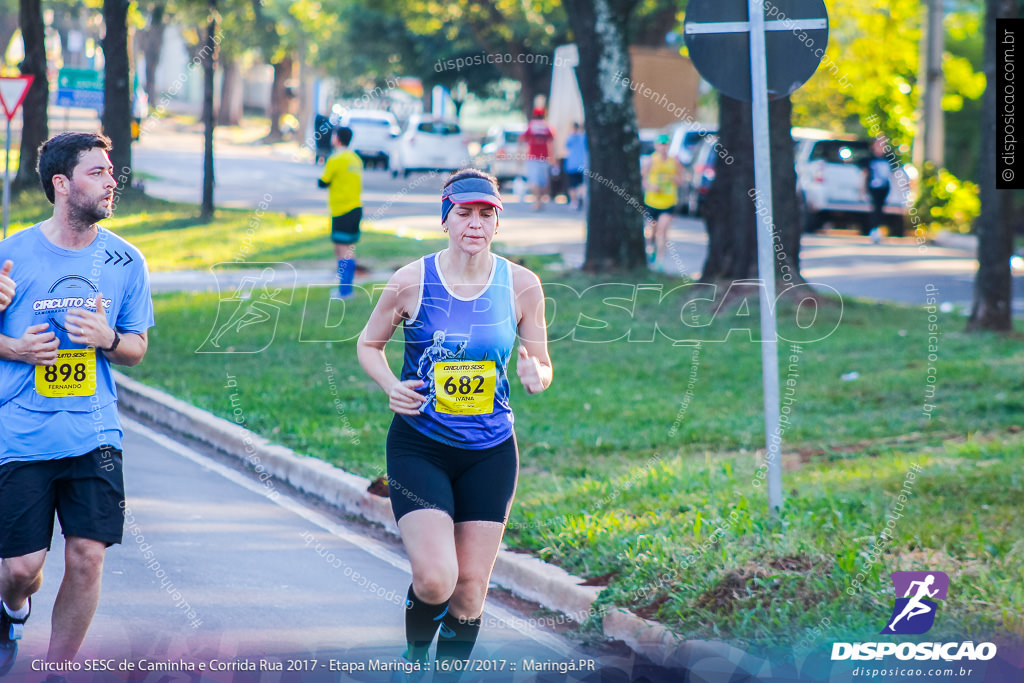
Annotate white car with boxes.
[667,121,717,165]
[391,115,471,179]
[338,109,401,170]
[793,127,916,235]
[473,124,526,183]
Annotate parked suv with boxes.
[473,124,526,183]
[338,109,401,170]
[678,133,720,217]
[793,127,915,235]
[390,115,470,178]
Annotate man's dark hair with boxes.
[335,126,353,147]
[37,133,113,204]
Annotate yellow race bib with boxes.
[434,361,496,415]
[35,349,97,397]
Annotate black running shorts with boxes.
[330,207,362,244]
[385,415,519,524]
[0,446,125,558]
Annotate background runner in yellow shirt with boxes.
[642,134,684,272]
[318,126,364,298]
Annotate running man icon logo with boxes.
[197,263,296,353]
[881,571,949,635]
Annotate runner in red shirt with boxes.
[520,109,555,211]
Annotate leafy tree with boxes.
[702,95,802,285]
[968,0,1016,332]
[563,0,647,271]
[136,2,168,109]
[346,0,570,116]
[944,4,986,181]
[200,0,216,220]
[0,0,17,61]
[103,0,133,194]
[13,0,47,191]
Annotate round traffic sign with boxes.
[684,0,828,102]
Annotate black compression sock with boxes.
[403,585,449,662]
[435,612,482,665]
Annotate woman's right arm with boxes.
[356,264,427,415]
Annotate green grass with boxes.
[5,190,447,271]
[122,258,1024,654]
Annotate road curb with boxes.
[113,371,763,675]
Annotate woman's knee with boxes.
[412,566,458,604]
[450,573,490,617]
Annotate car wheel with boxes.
[888,216,906,238]
[391,169,399,179]
[858,216,873,236]
[804,210,825,234]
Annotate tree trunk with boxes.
[968,0,1016,332]
[201,3,217,221]
[702,95,756,281]
[140,4,166,108]
[266,56,293,142]
[217,57,243,126]
[701,94,803,287]
[102,0,133,196]
[13,0,48,191]
[563,0,647,272]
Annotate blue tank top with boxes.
[399,252,517,448]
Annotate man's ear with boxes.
[52,174,70,197]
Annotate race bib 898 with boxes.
[35,349,97,397]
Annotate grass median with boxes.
[6,190,447,270]
[121,247,1024,656]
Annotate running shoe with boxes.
[0,598,30,676]
[389,655,428,683]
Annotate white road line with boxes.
[122,416,580,658]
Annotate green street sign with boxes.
[57,67,104,91]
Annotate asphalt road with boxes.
[129,121,1022,315]
[4,417,660,683]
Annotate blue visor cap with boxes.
[441,178,503,223]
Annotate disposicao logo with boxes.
[882,571,948,635]
[831,571,998,662]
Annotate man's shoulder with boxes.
[99,228,149,269]
[0,224,40,253]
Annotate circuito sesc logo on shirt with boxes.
[32,275,112,333]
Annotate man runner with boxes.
[0,133,155,675]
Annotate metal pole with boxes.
[747,0,783,513]
[3,116,11,239]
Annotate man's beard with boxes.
[67,186,112,228]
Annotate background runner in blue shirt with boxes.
[0,133,154,675]
[358,170,552,680]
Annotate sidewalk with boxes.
[113,370,768,680]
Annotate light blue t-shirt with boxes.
[565,132,588,174]
[0,224,155,464]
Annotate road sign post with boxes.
[0,75,34,239]
[685,0,828,514]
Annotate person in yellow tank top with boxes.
[318,126,364,298]
[642,134,683,271]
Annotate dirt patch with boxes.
[697,556,826,615]
[581,570,620,587]
[367,476,389,497]
[634,594,671,620]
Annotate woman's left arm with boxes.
[513,266,553,394]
